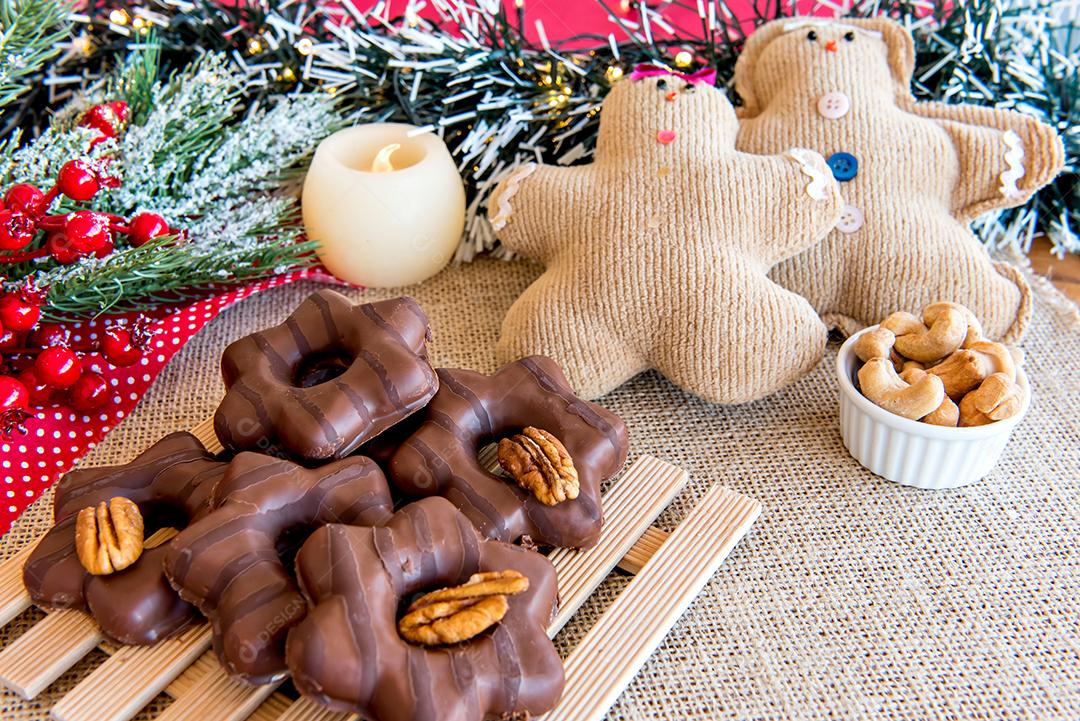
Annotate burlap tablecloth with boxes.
[2,257,1078,721]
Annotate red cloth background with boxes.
[0,0,805,532]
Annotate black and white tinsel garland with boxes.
[19,0,1079,261]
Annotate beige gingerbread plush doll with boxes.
[734,17,1065,342]
[490,68,843,403]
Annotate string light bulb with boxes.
[674,51,693,68]
[296,37,314,56]
[109,8,129,25]
[247,37,264,55]
[605,65,624,83]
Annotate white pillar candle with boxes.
[302,123,466,287]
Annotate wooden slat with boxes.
[268,455,688,721]
[275,701,359,721]
[547,456,686,632]
[0,543,34,629]
[0,610,102,699]
[617,526,667,574]
[51,625,213,721]
[543,485,761,721]
[153,662,279,721]
[188,417,222,454]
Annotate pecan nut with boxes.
[398,570,529,645]
[75,497,145,575]
[497,427,579,506]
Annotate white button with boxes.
[817,91,850,120]
[836,204,864,233]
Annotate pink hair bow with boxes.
[629,63,717,86]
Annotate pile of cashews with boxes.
[853,302,1025,427]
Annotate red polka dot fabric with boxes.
[0,268,336,535]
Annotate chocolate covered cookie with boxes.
[163,452,394,684]
[286,496,565,721]
[214,291,439,460]
[23,432,226,645]
[388,356,629,549]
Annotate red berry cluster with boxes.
[0,285,157,435]
[0,100,173,268]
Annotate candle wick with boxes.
[372,143,402,173]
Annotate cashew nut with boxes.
[900,368,959,427]
[854,327,896,363]
[858,358,946,420]
[927,340,1016,399]
[959,373,1024,427]
[892,305,967,363]
[880,312,926,337]
[925,302,984,348]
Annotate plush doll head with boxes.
[597,66,736,162]
[734,18,913,116]
[734,17,1064,342]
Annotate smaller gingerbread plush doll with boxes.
[489,65,843,403]
[733,17,1065,342]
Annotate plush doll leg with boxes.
[496,272,649,399]
[652,270,828,404]
[834,217,1030,342]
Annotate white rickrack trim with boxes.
[781,18,883,38]
[489,163,537,231]
[786,148,832,201]
[999,129,1026,199]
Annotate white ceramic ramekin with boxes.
[836,326,1031,490]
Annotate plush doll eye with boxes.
[844,31,855,42]
[684,83,696,94]
[656,78,668,91]
[807,30,818,41]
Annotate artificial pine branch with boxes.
[0,0,70,113]
[2,40,339,318]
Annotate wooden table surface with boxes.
[1028,237,1080,305]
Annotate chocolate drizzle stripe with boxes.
[56,448,201,516]
[493,623,522,710]
[288,387,341,449]
[360,303,410,353]
[519,357,624,452]
[206,548,283,602]
[252,332,293,380]
[449,652,481,720]
[411,505,437,582]
[310,292,341,341]
[232,380,275,443]
[454,512,481,585]
[336,527,379,704]
[408,648,437,721]
[372,526,403,595]
[223,567,294,620]
[439,372,493,436]
[286,316,313,357]
[358,348,402,411]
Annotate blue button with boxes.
[827,152,858,182]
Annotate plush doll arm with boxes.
[912,102,1064,221]
[488,163,593,262]
[734,149,843,266]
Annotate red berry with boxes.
[4,184,46,216]
[46,231,83,264]
[0,209,35,250]
[64,211,112,254]
[0,293,40,332]
[17,367,60,406]
[79,104,120,138]
[101,326,143,366]
[57,160,101,201]
[34,345,81,389]
[108,101,130,124]
[127,212,170,247]
[95,238,115,258]
[0,375,29,412]
[0,327,21,351]
[66,371,110,412]
[26,322,68,348]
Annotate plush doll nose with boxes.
[824,40,838,52]
[665,91,679,102]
